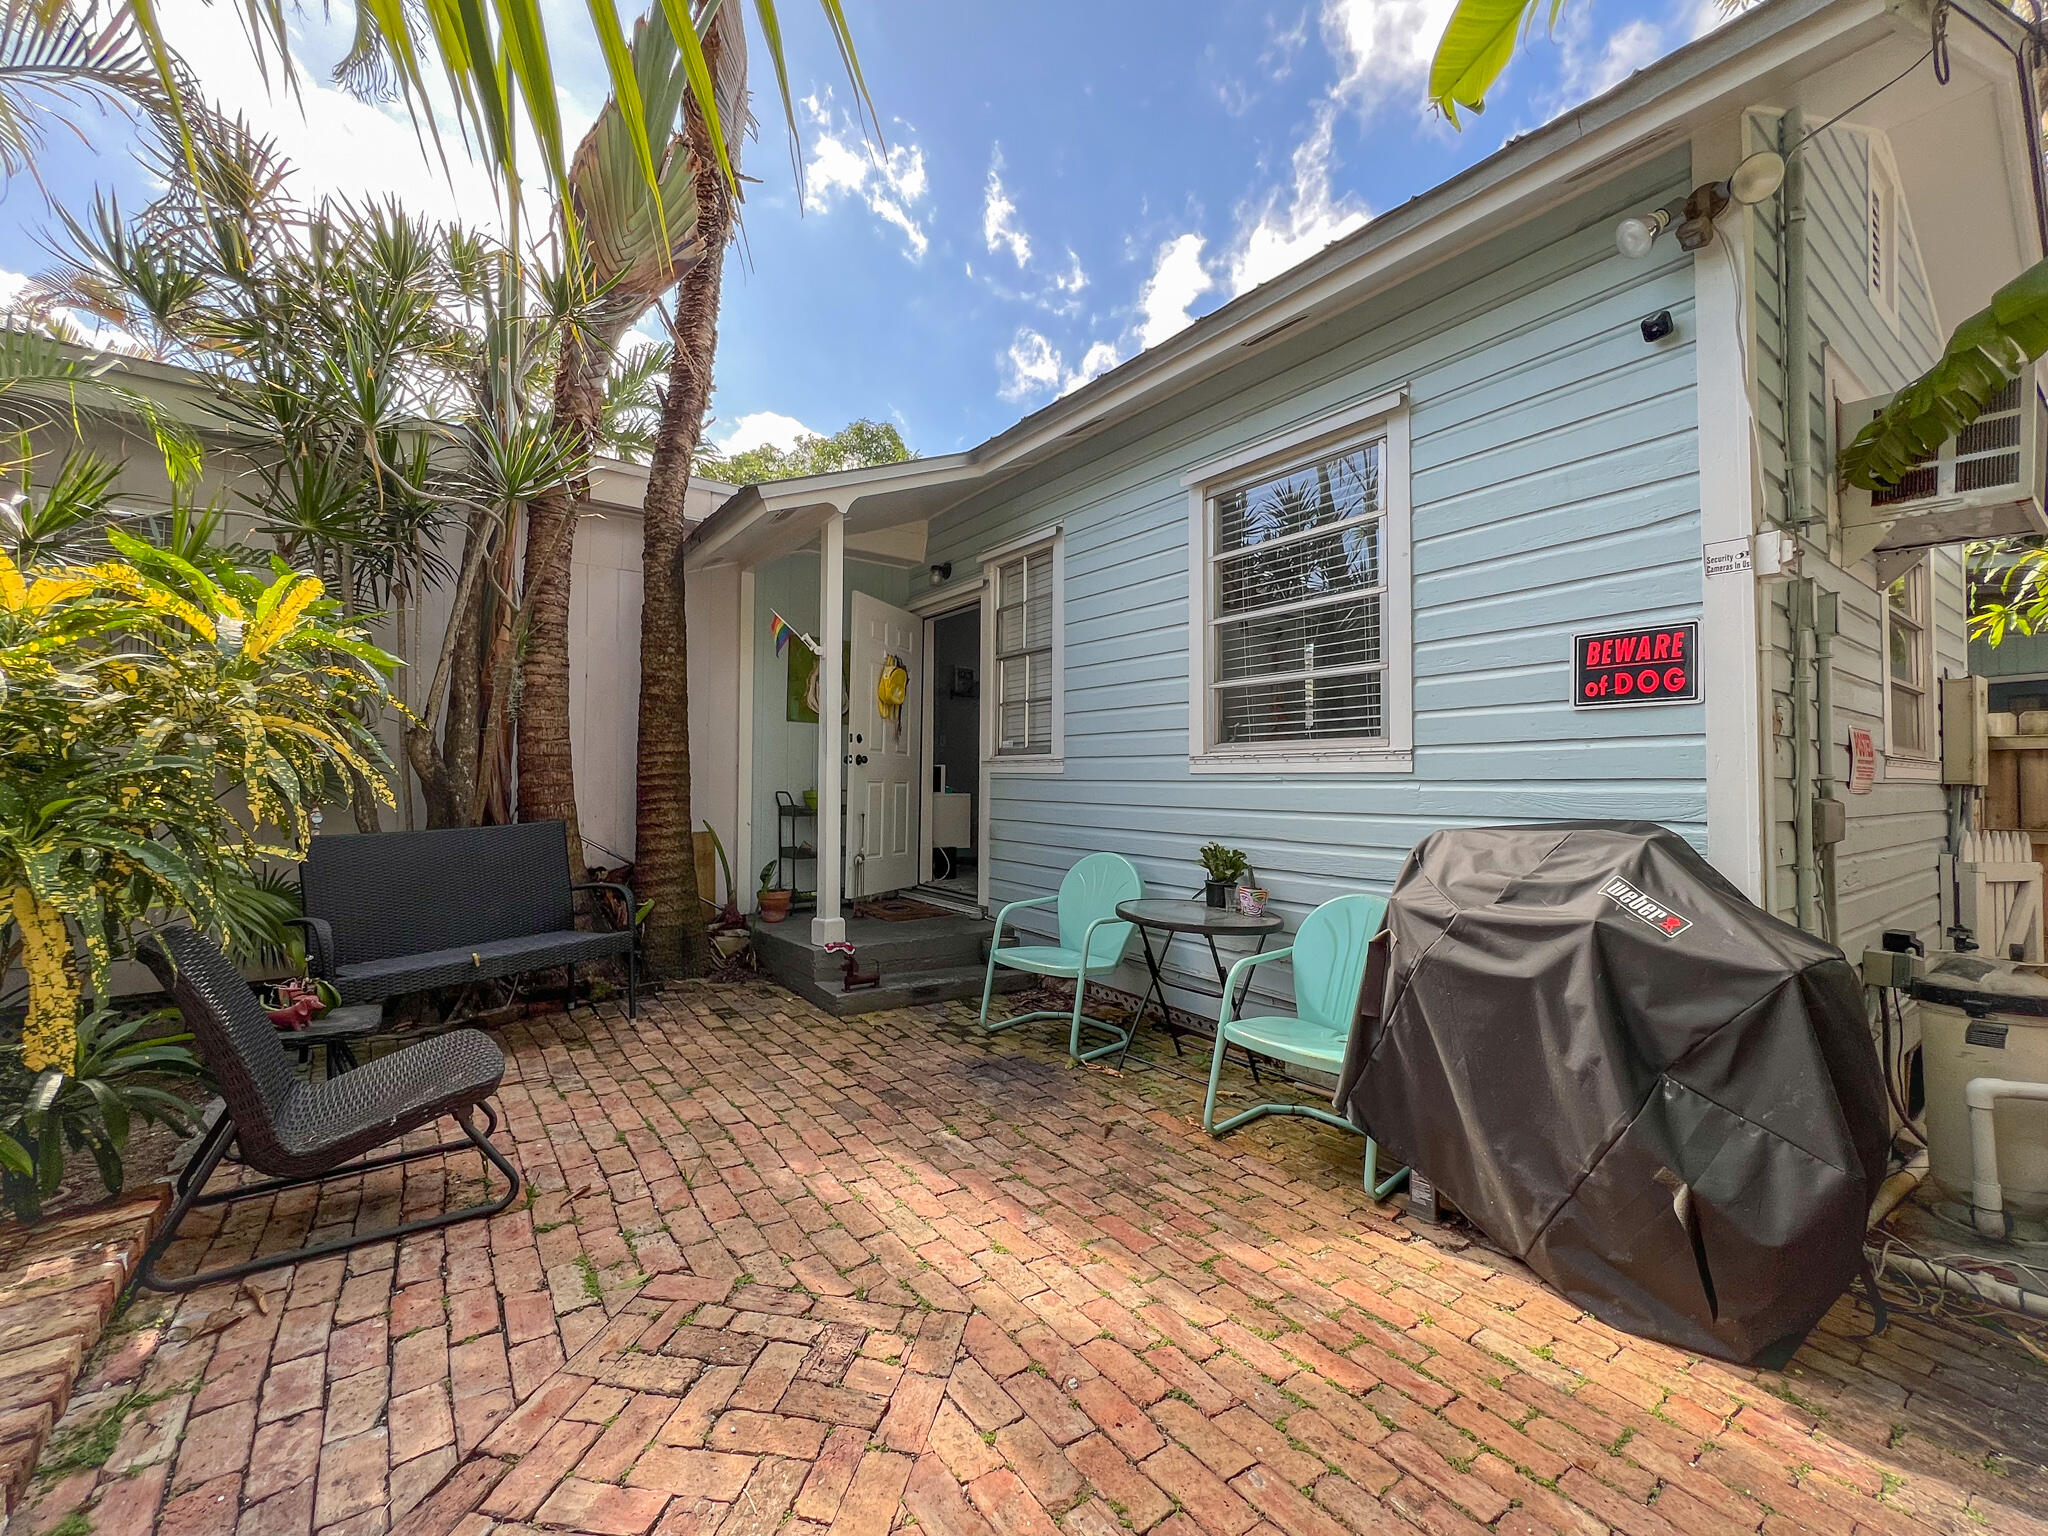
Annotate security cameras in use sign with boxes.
[1572,622,1699,708]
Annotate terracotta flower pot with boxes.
[759,890,794,923]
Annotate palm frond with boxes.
[596,338,671,463]
[0,0,167,182]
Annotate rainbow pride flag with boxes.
[770,611,817,655]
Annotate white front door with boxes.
[847,590,923,898]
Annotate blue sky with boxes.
[0,0,1726,458]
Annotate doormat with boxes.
[852,895,954,922]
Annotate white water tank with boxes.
[1913,953,2048,1220]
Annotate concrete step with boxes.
[770,961,1032,1017]
[750,912,994,982]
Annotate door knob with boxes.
[854,754,869,765]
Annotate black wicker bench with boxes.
[134,927,519,1292]
[296,821,640,1018]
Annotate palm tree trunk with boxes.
[635,91,736,982]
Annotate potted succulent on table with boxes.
[758,860,794,923]
[1198,842,1250,909]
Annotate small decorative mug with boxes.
[1236,886,1269,917]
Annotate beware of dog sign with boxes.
[1572,622,1699,709]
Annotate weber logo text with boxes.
[1603,877,1691,937]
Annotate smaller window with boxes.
[990,537,1059,759]
[1885,558,1935,761]
[1868,145,1900,321]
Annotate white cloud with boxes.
[712,411,819,454]
[983,148,1032,268]
[1262,11,1311,81]
[1541,11,1665,118]
[1063,340,1121,394]
[1227,103,1371,295]
[1319,0,1462,117]
[1137,233,1215,349]
[1053,250,1088,295]
[998,330,1122,404]
[999,330,1064,401]
[803,94,930,262]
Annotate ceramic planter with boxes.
[759,889,794,922]
[1236,886,1269,917]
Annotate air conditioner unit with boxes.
[1838,374,2047,564]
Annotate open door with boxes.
[847,590,923,898]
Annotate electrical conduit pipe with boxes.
[1966,1076,2048,1238]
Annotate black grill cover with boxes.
[1336,822,1889,1366]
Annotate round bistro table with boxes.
[1113,898,1284,1068]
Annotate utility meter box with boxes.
[1944,675,1990,787]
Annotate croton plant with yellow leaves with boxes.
[0,529,398,1216]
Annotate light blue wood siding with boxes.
[1748,113,1958,958]
[923,151,1705,1005]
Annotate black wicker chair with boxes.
[133,927,520,1294]
[295,821,639,1017]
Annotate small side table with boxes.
[1114,898,1284,1067]
[278,1004,385,1079]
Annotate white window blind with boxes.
[1207,440,1386,747]
[994,544,1054,755]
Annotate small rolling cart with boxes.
[775,790,817,910]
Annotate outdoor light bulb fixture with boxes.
[1615,150,1788,258]
[1727,149,1786,205]
[1615,208,1672,259]
[929,561,952,586]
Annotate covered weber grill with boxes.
[1337,822,1889,1366]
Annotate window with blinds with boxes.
[1206,439,1386,748]
[993,543,1055,755]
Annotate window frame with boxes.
[1882,552,1939,778]
[980,525,1065,774]
[1183,390,1414,773]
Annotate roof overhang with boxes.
[684,0,2046,572]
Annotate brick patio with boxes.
[17,980,2048,1536]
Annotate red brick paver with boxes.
[0,1188,166,1518]
[22,981,2048,1536]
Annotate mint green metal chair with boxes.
[1202,892,1409,1200]
[980,852,1144,1063]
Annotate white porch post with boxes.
[811,514,847,944]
